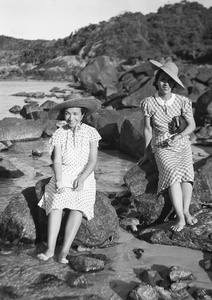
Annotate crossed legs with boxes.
[168,182,197,232]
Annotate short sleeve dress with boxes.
[140,92,194,194]
[38,123,101,220]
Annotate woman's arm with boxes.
[179,116,196,136]
[74,141,98,191]
[171,116,196,143]
[53,145,63,192]
[137,116,153,166]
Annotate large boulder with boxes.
[35,178,120,248]
[0,118,46,141]
[79,56,119,96]
[0,179,120,248]
[194,90,212,126]
[0,156,24,178]
[119,110,144,159]
[0,187,39,243]
[121,78,155,108]
[87,108,140,149]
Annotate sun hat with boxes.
[150,59,185,89]
[48,98,99,120]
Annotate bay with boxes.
[0,80,69,120]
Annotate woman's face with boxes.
[157,71,175,96]
[64,107,84,129]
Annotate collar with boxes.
[63,122,83,133]
[155,92,175,107]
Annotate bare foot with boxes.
[37,250,54,261]
[184,212,198,226]
[58,251,69,264]
[171,221,185,232]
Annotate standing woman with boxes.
[139,60,197,232]
[37,98,101,263]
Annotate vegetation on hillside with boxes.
[0,0,211,68]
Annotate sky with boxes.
[0,0,211,41]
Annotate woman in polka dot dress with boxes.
[139,60,197,232]
[37,98,101,263]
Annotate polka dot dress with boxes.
[140,93,194,194]
[38,123,101,220]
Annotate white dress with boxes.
[38,123,101,220]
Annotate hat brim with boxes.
[150,59,185,89]
[48,98,99,120]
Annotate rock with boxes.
[138,208,212,252]
[127,282,158,300]
[35,178,120,248]
[194,90,212,126]
[169,266,194,282]
[119,111,145,159]
[194,125,212,146]
[39,100,57,111]
[31,149,42,157]
[0,156,24,178]
[67,274,89,287]
[138,268,163,287]
[0,142,8,151]
[9,105,21,113]
[0,187,37,242]
[121,78,155,108]
[20,103,40,118]
[87,108,139,149]
[196,66,212,85]
[79,56,119,96]
[68,253,106,273]
[0,118,46,142]
[24,97,38,104]
[193,154,212,208]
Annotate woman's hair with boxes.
[81,107,87,117]
[153,69,176,90]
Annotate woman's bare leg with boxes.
[58,210,82,262]
[38,209,63,260]
[181,182,197,225]
[168,183,186,231]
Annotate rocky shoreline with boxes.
[0,57,212,298]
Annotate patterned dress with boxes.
[140,92,194,194]
[38,123,101,220]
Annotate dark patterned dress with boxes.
[140,92,194,194]
[38,123,101,220]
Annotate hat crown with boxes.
[162,61,179,76]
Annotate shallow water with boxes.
[0,230,211,299]
[0,80,69,120]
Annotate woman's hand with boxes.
[168,134,182,146]
[55,180,64,194]
[73,177,84,191]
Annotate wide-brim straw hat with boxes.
[48,98,99,120]
[150,59,185,89]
